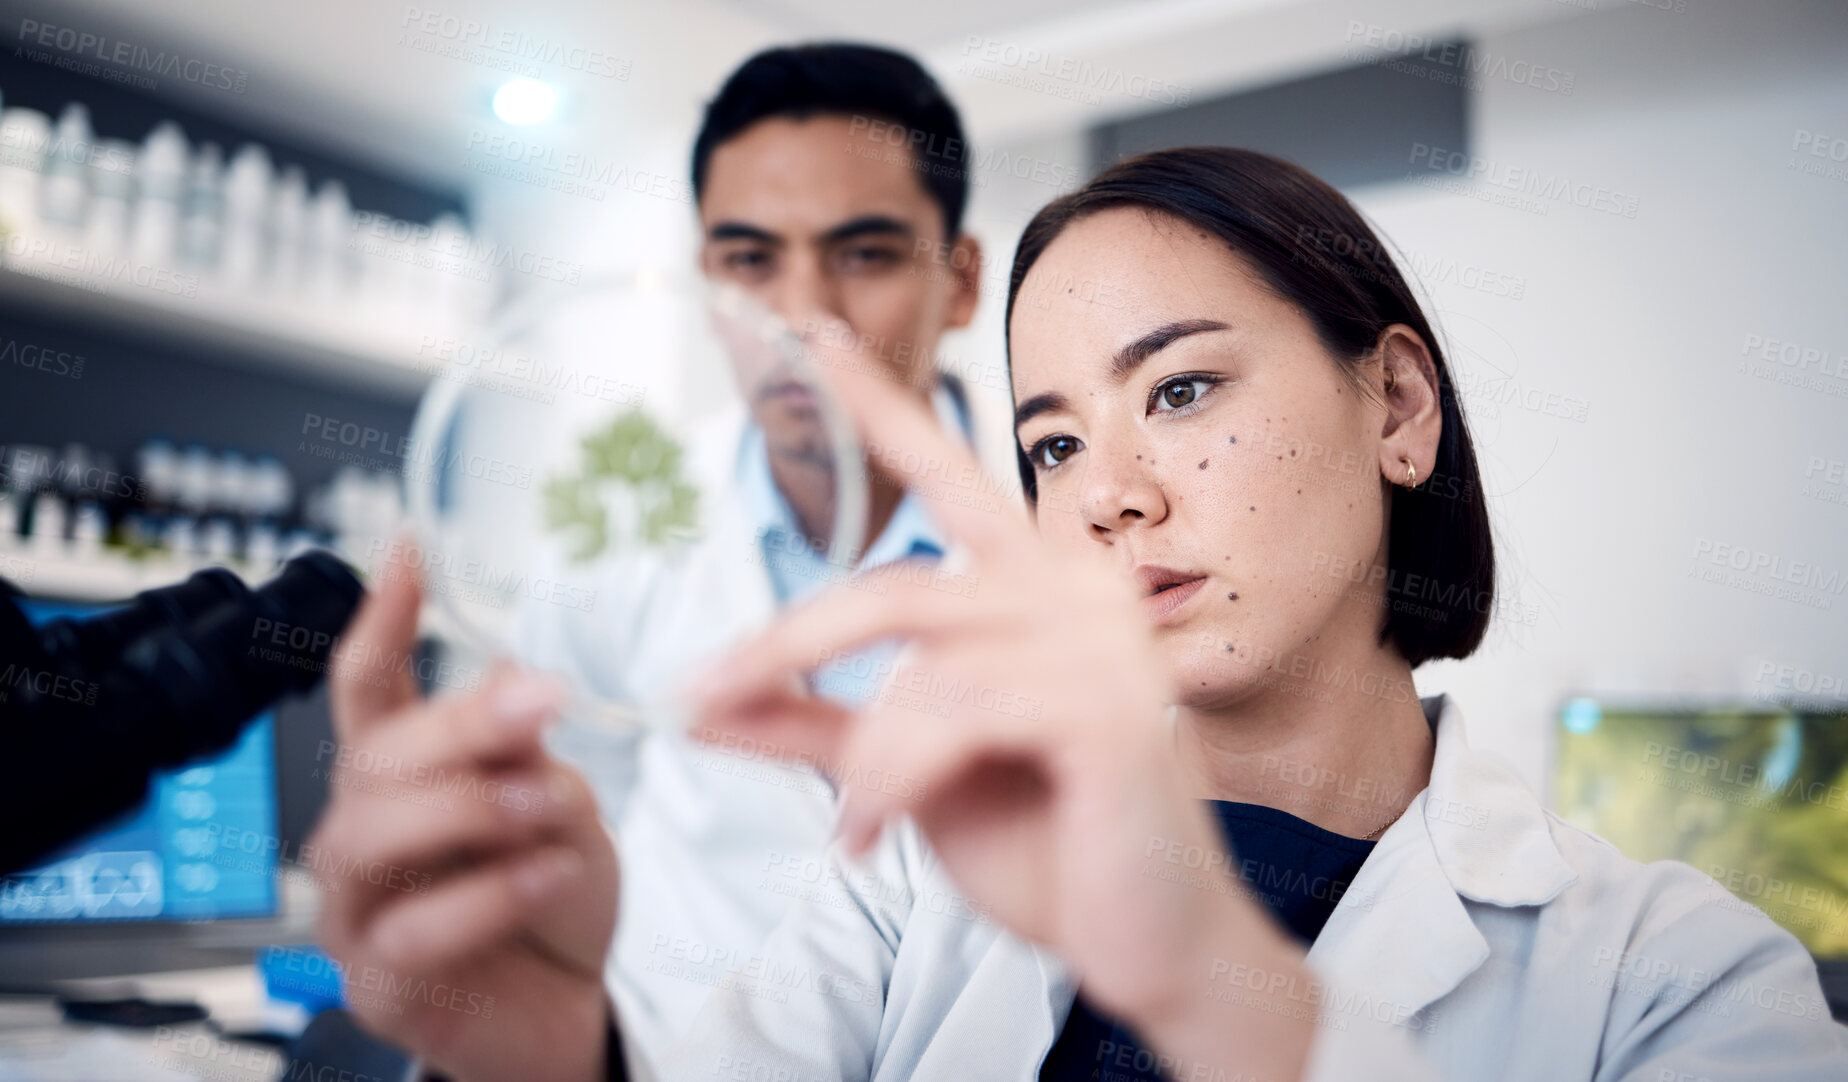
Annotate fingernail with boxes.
[514,847,582,900]
[494,673,564,726]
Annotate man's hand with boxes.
[308,544,619,1082]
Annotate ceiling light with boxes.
[492,79,558,125]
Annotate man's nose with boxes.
[770,257,845,338]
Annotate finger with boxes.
[833,681,1045,853]
[330,534,426,733]
[689,681,856,773]
[311,761,575,899]
[362,844,589,977]
[804,327,1028,558]
[399,666,564,769]
[520,768,618,973]
[690,570,1007,716]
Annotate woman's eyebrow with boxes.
[1109,318,1231,383]
[1013,391,1069,432]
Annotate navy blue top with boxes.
[1036,802,1377,1082]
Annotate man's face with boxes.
[699,115,981,427]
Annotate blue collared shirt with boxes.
[741,379,968,704]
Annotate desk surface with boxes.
[0,965,299,1082]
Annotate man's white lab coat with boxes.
[628,693,1848,1081]
[515,391,957,1062]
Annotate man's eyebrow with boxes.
[707,221,781,244]
[1013,391,1070,432]
[1109,319,1232,382]
[819,215,915,245]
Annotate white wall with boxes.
[1346,0,1848,794]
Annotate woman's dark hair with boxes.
[691,43,970,239]
[1004,147,1494,668]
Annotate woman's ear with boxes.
[1375,323,1443,490]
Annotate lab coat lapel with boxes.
[1305,799,1491,1023]
[1304,696,1576,1021]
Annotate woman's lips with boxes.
[1142,577,1207,624]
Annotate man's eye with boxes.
[1032,435,1082,469]
[839,246,900,270]
[723,250,771,271]
[1152,377,1214,412]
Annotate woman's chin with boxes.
[1163,652,1262,711]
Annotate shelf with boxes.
[0,545,257,602]
[0,238,460,400]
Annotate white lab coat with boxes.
[626,693,1848,1082]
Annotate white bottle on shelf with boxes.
[82,139,136,258]
[249,455,294,521]
[352,211,400,324]
[179,141,224,271]
[29,493,66,552]
[135,438,180,511]
[385,218,423,328]
[71,501,106,556]
[130,121,189,268]
[220,143,271,288]
[266,163,307,296]
[0,107,53,248]
[305,178,353,307]
[39,102,92,234]
[214,450,251,518]
[176,443,215,518]
[425,213,484,330]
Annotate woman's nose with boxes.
[1078,454,1167,537]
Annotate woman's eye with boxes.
[722,250,771,273]
[1152,377,1215,413]
[1033,435,1082,469]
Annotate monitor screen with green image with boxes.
[1552,699,1848,962]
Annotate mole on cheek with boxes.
[1198,459,1209,469]
[1227,435,1237,444]
[1248,505,1256,512]
[1227,592,1239,601]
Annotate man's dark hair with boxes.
[1006,147,1496,669]
[691,43,970,238]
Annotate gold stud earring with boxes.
[1405,461,1418,488]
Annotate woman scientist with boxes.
[307,148,1848,1082]
[673,147,1848,1081]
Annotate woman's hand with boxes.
[689,341,1316,1080]
[309,550,620,1082]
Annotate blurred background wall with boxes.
[0,0,1843,799]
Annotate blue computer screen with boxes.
[0,597,280,924]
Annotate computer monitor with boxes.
[1552,697,1848,1019]
[0,594,318,984]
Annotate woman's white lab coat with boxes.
[627,693,1848,1082]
